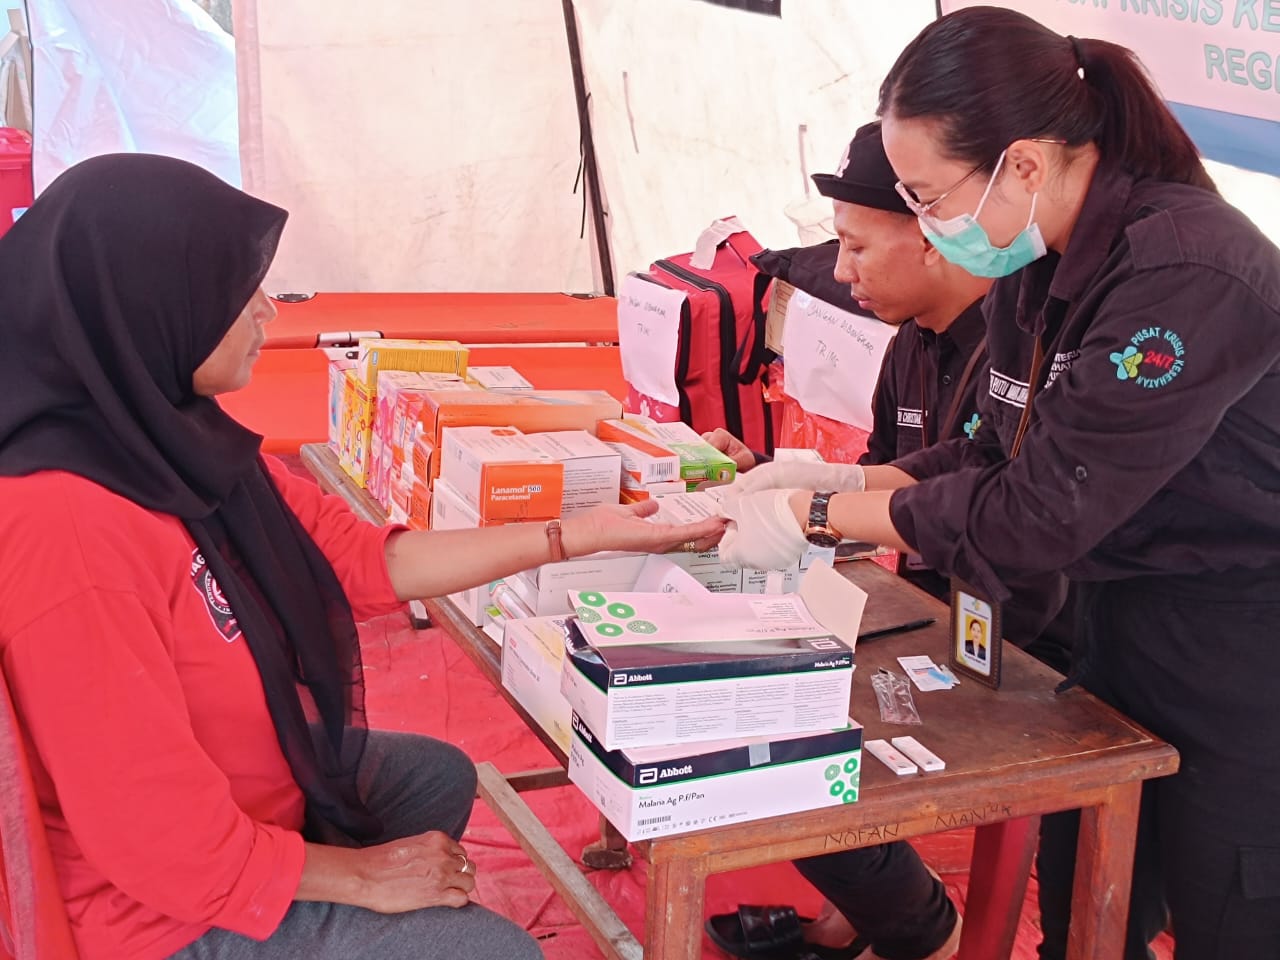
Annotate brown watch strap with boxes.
[545,518,566,562]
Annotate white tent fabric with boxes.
[21,0,1280,293]
[25,0,238,193]
[234,1,598,295]
[573,0,935,282]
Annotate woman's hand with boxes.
[702,428,758,473]
[561,499,726,558]
[298,830,476,914]
[351,831,475,914]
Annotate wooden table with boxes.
[300,443,1179,960]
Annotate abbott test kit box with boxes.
[568,712,863,840]
[559,575,862,750]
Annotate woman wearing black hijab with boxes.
[0,154,725,960]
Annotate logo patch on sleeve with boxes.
[1109,327,1185,389]
[189,549,242,642]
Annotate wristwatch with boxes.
[804,492,843,548]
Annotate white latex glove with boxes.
[729,460,865,496]
[718,489,809,571]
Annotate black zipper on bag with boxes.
[653,259,745,438]
[630,272,694,426]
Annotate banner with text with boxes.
[939,0,1280,176]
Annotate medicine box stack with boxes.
[331,338,470,489]
[596,416,736,499]
[555,583,863,840]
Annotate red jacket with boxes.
[0,457,404,960]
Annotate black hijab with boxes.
[0,154,380,841]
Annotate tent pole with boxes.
[561,0,616,298]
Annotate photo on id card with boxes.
[949,579,1002,689]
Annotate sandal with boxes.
[705,905,810,957]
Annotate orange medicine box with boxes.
[417,390,623,447]
[439,426,565,523]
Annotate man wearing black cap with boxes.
[704,121,982,960]
[709,120,991,601]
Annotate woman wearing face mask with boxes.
[719,7,1280,958]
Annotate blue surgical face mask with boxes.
[915,151,1047,279]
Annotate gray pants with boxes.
[170,732,543,960]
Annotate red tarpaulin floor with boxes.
[280,458,1173,958]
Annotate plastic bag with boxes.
[871,668,923,725]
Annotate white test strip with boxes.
[891,736,946,772]
[864,738,918,776]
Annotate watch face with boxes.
[805,531,840,549]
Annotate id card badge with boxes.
[949,578,1003,689]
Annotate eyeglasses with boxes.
[894,138,1069,219]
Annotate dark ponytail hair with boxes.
[878,7,1216,193]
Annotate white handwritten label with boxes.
[780,290,897,431]
[618,275,687,408]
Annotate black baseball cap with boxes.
[811,121,911,216]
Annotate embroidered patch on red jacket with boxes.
[189,549,242,642]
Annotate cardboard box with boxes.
[524,431,622,515]
[560,587,857,749]
[371,371,470,506]
[619,480,688,502]
[511,553,650,617]
[327,358,356,451]
[765,280,796,356]
[357,338,468,387]
[501,616,576,755]
[429,479,501,625]
[417,391,623,453]
[569,712,863,840]
[439,426,564,523]
[408,480,432,529]
[468,365,535,391]
[598,417,736,488]
[338,369,376,487]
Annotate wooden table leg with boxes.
[644,854,706,960]
[957,816,1040,960]
[583,815,634,870]
[1067,782,1142,960]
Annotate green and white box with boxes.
[560,589,854,750]
[568,712,863,841]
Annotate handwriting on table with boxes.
[933,802,1015,830]
[825,823,902,848]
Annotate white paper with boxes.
[797,559,868,651]
[897,655,958,692]
[689,216,747,270]
[618,273,686,407]
[781,290,898,431]
[630,555,712,596]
